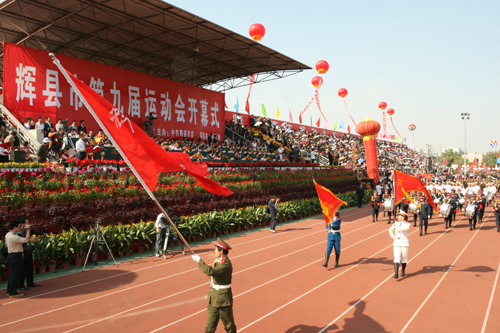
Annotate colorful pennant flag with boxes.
[333,121,338,131]
[339,122,345,130]
[261,103,267,117]
[275,107,280,119]
[245,73,255,114]
[316,117,321,127]
[348,125,351,134]
[310,114,312,127]
[288,110,293,122]
[234,97,239,113]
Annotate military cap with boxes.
[215,238,232,251]
[398,211,408,217]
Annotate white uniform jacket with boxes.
[389,222,411,247]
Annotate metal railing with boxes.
[0,103,42,161]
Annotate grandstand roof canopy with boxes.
[0,0,311,91]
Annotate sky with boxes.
[168,0,500,155]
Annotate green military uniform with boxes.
[196,238,236,333]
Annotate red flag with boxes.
[245,73,255,114]
[298,114,302,124]
[314,181,347,224]
[394,169,437,212]
[443,159,447,165]
[347,125,351,134]
[65,69,232,195]
[495,151,499,159]
[458,164,461,173]
[316,117,321,127]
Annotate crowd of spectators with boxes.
[225,116,437,174]
[1,112,437,172]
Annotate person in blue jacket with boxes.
[322,211,341,268]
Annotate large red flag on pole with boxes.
[394,169,437,212]
[314,181,347,224]
[50,53,233,254]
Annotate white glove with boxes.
[192,254,201,263]
[428,216,430,218]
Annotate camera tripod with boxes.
[83,218,117,271]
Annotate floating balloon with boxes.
[338,88,348,98]
[386,108,394,116]
[408,124,416,131]
[315,60,329,74]
[490,140,498,147]
[378,102,387,110]
[311,76,323,88]
[249,23,265,41]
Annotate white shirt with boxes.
[76,139,86,152]
[389,221,410,247]
[155,213,169,229]
[56,123,63,131]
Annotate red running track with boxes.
[1,206,500,333]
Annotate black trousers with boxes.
[495,212,500,231]
[19,250,34,287]
[7,253,23,296]
[469,215,477,230]
[371,206,379,220]
[445,215,453,228]
[357,196,363,208]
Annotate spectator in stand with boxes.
[0,124,8,138]
[87,130,95,139]
[36,117,45,139]
[20,141,31,161]
[75,133,87,160]
[78,120,87,134]
[55,119,64,132]
[69,120,78,132]
[0,139,9,162]
[0,115,6,129]
[5,219,35,298]
[43,117,53,136]
[60,147,75,164]
[37,138,50,162]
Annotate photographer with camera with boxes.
[5,219,35,298]
[17,217,41,289]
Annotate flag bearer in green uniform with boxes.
[192,238,236,333]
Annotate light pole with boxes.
[461,113,470,174]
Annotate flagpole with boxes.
[49,53,196,255]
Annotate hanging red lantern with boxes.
[378,102,387,110]
[387,108,394,116]
[338,88,348,98]
[356,118,381,184]
[315,60,329,74]
[249,23,266,41]
[311,76,323,88]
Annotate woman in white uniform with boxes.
[389,211,410,279]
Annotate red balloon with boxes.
[315,60,329,74]
[338,88,348,98]
[311,76,323,88]
[386,108,394,116]
[249,23,265,41]
[378,102,387,110]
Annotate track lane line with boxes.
[62,219,384,332]
[399,212,492,332]
[1,208,369,307]
[150,228,396,332]
[0,214,375,328]
[481,258,500,333]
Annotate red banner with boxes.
[3,42,225,141]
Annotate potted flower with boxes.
[34,235,49,274]
[57,233,74,269]
[0,240,7,282]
